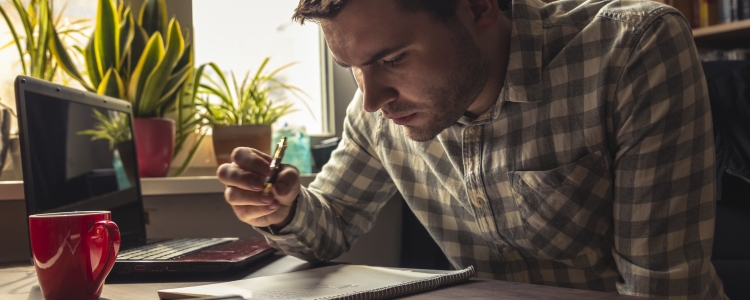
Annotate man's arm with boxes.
[611,12,722,298]
[257,91,399,261]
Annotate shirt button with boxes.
[473,197,485,206]
[467,127,476,135]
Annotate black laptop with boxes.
[15,75,275,274]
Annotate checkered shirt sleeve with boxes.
[610,12,721,299]
[255,99,398,261]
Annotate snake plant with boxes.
[49,0,202,176]
[50,0,191,119]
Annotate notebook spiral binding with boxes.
[321,265,476,300]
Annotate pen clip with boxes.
[269,137,287,169]
[262,137,287,196]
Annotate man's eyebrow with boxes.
[332,44,409,69]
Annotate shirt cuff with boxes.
[252,188,310,239]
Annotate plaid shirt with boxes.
[257,0,726,298]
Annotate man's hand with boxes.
[217,147,301,228]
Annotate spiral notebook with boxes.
[157,264,476,300]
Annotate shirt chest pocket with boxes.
[507,151,614,265]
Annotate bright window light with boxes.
[0,0,95,132]
[192,0,325,135]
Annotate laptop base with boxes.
[114,238,275,274]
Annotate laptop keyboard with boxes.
[117,238,238,261]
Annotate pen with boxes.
[262,136,287,196]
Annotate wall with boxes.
[142,193,403,267]
[0,200,30,263]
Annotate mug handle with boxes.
[87,220,121,295]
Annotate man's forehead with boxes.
[320,0,426,67]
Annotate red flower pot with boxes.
[133,118,174,177]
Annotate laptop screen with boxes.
[20,87,146,248]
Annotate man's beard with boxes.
[387,22,491,142]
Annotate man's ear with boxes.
[462,0,500,30]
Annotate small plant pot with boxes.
[212,125,271,165]
[133,118,174,177]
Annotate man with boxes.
[218,0,727,298]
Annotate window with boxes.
[0,0,95,132]
[192,0,330,135]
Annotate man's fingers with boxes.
[232,147,272,175]
[231,203,281,226]
[217,163,266,191]
[273,166,300,198]
[224,186,272,206]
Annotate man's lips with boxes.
[386,113,417,125]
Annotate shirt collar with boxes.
[456,84,506,126]
[454,0,546,126]
[504,0,546,103]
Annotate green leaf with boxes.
[129,32,165,116]
[77,109,131,149]
[118,7,134,70]
[11,0,34,63]
[249,57,271,90]
[159,63,192,103]
[84,33,101,89]
[117,0,124,19]
[98,67,125,99]
[0,5,27,75]
[48,23,94,91]
[204,62,233,106]
[173,69,196,155]
[94,0,119,77]
[170,130,206,177]
[174,41,193,73]
[138,0,168,37]
[138,20,184,115]
[195,58,302,126]
[33,0,50,79]
[127,24,148,83]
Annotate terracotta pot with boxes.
[212,125,271,165]
[133,118,174,177]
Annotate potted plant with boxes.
[0,0,89,180]
[197,58,301,164]
[50,0,203,177]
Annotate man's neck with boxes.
[464,13,513,118]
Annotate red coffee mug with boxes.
[28,211,121,300]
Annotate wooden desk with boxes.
[1,255,644,300]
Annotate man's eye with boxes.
[383,53,406,67]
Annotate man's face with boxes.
[322,0,491,141]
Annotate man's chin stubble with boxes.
[402,119,456,142]
[404,128,437,142]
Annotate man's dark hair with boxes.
[293,0,510,24]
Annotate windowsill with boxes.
[0,174,319,201]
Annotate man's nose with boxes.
[353,68,397,113]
